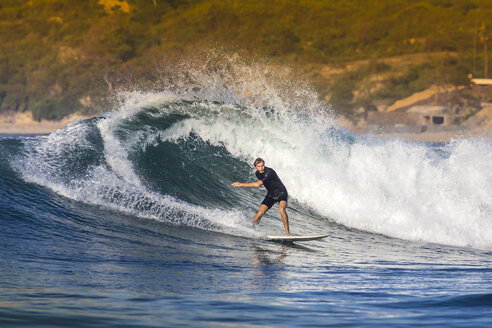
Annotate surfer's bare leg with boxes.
[278,200,291,236]
[253,204,269,226]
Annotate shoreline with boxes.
[360,130,492,143]
[0,112,92,135]
[1,112,491,143]
[338,109,492,143]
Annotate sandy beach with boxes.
[2,110,491,143]
[0,111,92,135]
[339,104,492,143]
[364,129,492,143]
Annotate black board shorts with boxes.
[261,194,288,209]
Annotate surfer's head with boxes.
[254,158,265,173]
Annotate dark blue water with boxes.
[1,96,492,327]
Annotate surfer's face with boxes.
[255,161,265,173]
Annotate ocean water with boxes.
[1,63,492,326]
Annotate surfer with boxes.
[232,158,291,236]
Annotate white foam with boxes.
[148,54,492,249]
[12,52,492,249]
[126,93,492,250]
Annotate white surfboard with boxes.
[265,234,329,242]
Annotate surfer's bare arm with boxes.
[232,180,263,188]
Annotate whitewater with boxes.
[12,90,492,249]
[1,58,492,327]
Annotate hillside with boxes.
[0,0,491,120]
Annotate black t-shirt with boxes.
[256,167,288,200]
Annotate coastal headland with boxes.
[1,1,491,143]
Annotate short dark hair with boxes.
[253,157,264,167]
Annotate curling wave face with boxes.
[8,90,492,250]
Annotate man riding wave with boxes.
[232,158,291,236]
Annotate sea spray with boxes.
[10,53,492,249]
[137,95,492,249]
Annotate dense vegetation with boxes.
[0,0,491,119]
